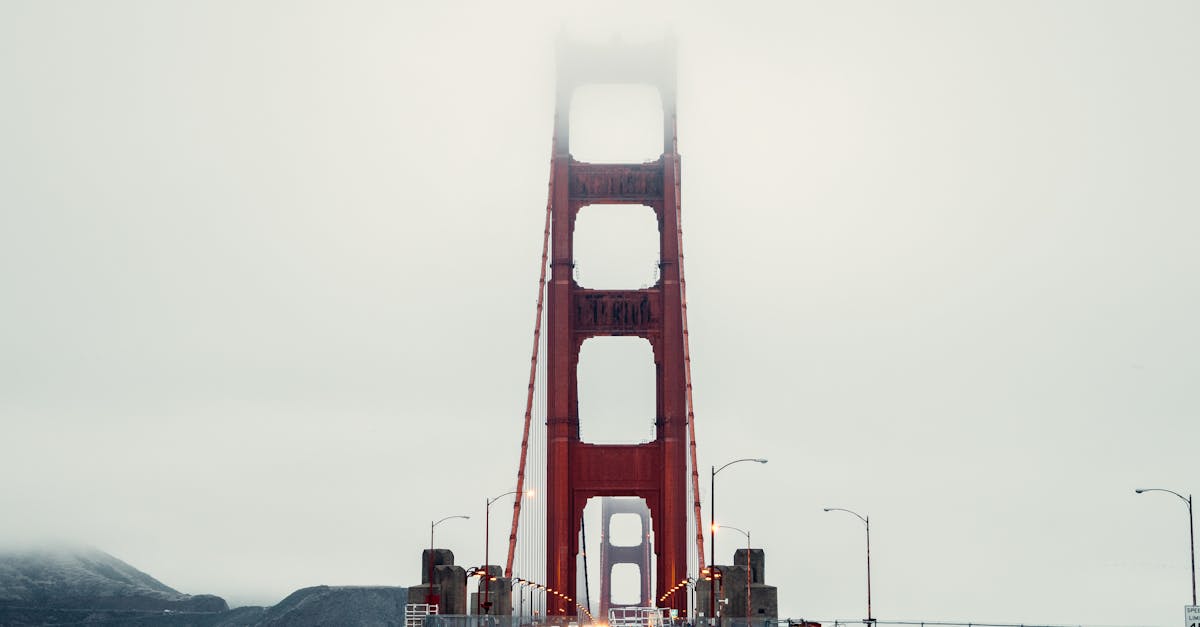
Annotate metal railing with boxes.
[415,616,1147,627]
[816,621,1090,627]
[422,617,590,627]
[406,603,440,627]
[746,620,1142,627]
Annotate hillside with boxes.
[0,546,410,625]
[0,545,228,612]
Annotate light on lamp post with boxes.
[1135,488,1196,605]
[825,507,872,622]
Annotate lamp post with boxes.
[513,578,526,620]
[702,566,723,627]
[824,508,872,622]
[521,581,536,623]
[1135,488,1196,605]
[484,490,533,615]
[705,454,763,624]
[710,459,767,568]
[709,459,765,626]
[428,515,471,605]
[684,577,696,624]
[716,524,752,623]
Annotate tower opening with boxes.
[573,204,660,290]
[577,337,656,445]
[569,84,664,163]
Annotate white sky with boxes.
[1,1,1198,625]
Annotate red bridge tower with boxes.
[544,40,689,618]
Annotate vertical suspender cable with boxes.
[505,125,558,577]
[580,517,592,616]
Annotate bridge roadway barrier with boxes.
[419,617,592,627]
[733,621,1091,627]
[415,617,1090,627]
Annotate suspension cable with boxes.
[505,123,558,576]
[672,112,707,571]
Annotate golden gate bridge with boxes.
[409,38,779,627]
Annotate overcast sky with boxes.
[2,1,1198,625]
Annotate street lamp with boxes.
[484,490,534,614]
[710,459,767,569]
[1135,488,1196,605]
[428,515,470,605]
[709,458,765,626]
[512,578,527,619]
[715,524,752,623]
[824,507,872,622]
[683,577,697,623]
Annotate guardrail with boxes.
[416,617,1149,627]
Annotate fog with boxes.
[2,1,1198,625]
